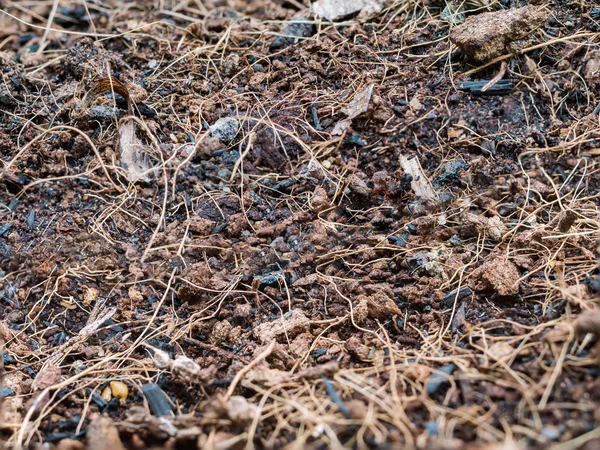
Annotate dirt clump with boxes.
[470,257,521,296]
[253,309,310,344]
[450,6,549,61]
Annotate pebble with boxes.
[209,117,239,142]
[541,426,560,441]
[426,364,457,394]
[270,17,315,50]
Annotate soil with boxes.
[0,0,600,449]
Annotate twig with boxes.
[224,340,275,401]
[229,132,256,182]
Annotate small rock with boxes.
[101,385,112,402]
[346,174,371,197]
[270,17,315,50]
[217,168,232,179]
[209,117,239,142]
[186,216,215,235]
[450,6,549,62]
[127,83,148,103]
[462,212,507,241]
[405,249,446,276]
[584,50,600,88]
[204,395,258,427]
[295,361,339,380]
[33,363,62,391]
[441,287,472,309]
[426,364,456,395]
[426,421,439,436]
[346,399,368,420]
[313,0,390,21]
[253,270,285,289]
[388,234,409,247]
[441,2,465,25]
[0,387,15,398]
[345,335,370,361]
[141,383,172,417]
[363,292,402,320]
[226,396,258,427]
[435,160,469,184]
[541,426,560,441]
[233,303,252,322]
[89,105,123,122]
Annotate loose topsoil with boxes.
[1,0,600,449]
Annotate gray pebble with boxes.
[209,117,239,142]
[270,17,315,50]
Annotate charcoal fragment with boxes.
[457,80,514,96]
[141,383,173,417]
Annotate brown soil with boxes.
[1,0,600,449]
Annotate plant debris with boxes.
[1,0,600,448]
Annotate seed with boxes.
[110,381,129,400]
[101,385,112,402]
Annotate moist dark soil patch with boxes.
[1,0,600,449]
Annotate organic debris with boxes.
[332,84,374,135]
[1,0,599,448]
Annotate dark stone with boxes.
[270,18,315,50]
[426,364,457,395]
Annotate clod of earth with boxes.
[253,309,310,344]
[470,257,521,296]
[450,6,549,62]
[86,416,126,450]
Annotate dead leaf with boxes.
[399,154,438,202]
[118,118,152,183]
[91,76,132,114]
[332,84,373,135]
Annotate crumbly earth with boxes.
[449,5,549,62]
[0,1,600,449]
